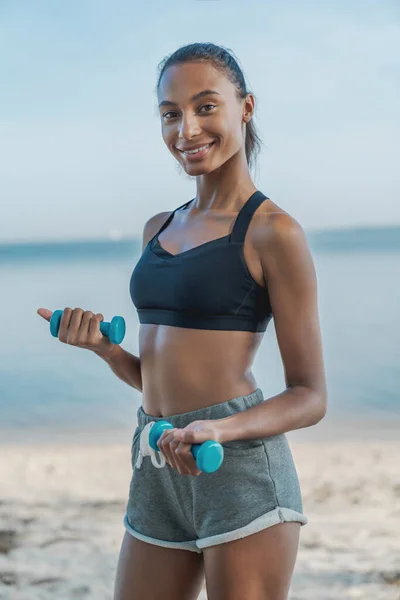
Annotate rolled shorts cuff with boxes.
[123,514,201,554]
[196,506,308,550]
[123,507,308,554]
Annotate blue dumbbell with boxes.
[149,420,224,474]
[49,310,126,345]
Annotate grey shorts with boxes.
[123,388,308,553]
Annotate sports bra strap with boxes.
[229,191,269,244]
[155,192,268,242]
[155,198,195,237]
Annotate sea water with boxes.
[0,226,399,443]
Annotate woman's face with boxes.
[157,61,253,175]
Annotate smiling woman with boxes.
[110,42,327,600]
[156,47,263,177]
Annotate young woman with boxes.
[39,42,327,600]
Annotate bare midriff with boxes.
[139,325,266,417]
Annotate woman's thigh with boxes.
[203,522,301,600]
[114,532,205,600]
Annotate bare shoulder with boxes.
[265,211,306,248]
[252,200,312,275]
[252,199,305,244]
[142,210,173,250]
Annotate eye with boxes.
[163,104,216,119]
[199,103,216,113]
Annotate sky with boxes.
[0,0,399,243]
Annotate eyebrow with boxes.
[158,89,221,108]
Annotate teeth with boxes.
[185,143,212,155]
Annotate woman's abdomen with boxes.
[138,324,264,417]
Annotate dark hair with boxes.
[156,42,263,173]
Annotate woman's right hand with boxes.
[37,307,115,355]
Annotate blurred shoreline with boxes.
[1,412,400,446]
[1,436,399,599]
[1,223,400,251]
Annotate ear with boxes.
[243,93,255,122]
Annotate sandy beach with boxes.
[1,430,399,600]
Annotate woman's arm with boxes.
[215,211,328,442]
[94,344,142,391]
[93,210,173,393]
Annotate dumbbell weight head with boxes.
[49,310,63,338]
[149,421,174,451]
[192,440,224,474]
[104,316,126,344]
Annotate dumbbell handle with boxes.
[149,421,224,474]
[49,310,126,344]
[99,321,112,337]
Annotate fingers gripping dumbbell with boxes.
[49,310,126,344]
[148,420,224,473]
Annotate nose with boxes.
[178,111,202,140]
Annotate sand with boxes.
[1,432,399,600]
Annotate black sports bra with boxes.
[129,190,273,332]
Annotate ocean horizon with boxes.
[1,223,400,255]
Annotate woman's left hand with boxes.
[173,419,222,444]
[157,420,221,476]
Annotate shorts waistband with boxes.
[137,388,264,429]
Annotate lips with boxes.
[177,142,215,153]
[180,142,215,161]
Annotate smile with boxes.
[179,142,215,160]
